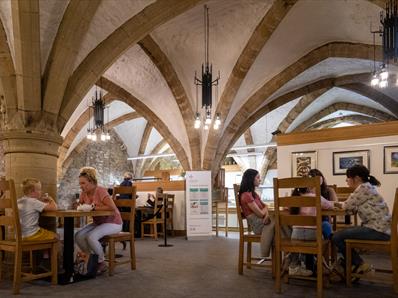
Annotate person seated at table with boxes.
[18,178,58,268]
[332,164,391,278]
[119,172,134,199]
[308,169,337,240]
[75,167,122,274]
[288,185,334,277]
[238,169,274,258]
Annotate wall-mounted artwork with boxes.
[333,150,369,175]
[291,151,317,177]
[384,145,398,174]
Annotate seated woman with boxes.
[308,169,337,240]
[332,165,391,275]
[288,186,334,276]
[75,167,122,274]
[238,169,274,258]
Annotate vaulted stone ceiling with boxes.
[0,0,396,178]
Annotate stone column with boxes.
[0,130,63,231]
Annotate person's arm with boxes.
[342,185,366,212]
[327,186,338,202]
[247,201,267,218]
[42,196,57,211]
[94,193,117,211]
[320,195,334,210]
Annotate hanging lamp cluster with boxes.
[87,85,111,142]
[194,5,220,130]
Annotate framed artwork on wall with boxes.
[333,150,370,175]
[291,151,317,177]
[384,145,398,174]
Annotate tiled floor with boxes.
[0,233,396,297]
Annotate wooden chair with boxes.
[141,193,165,240]
[273,177,329,298]
[233,184,273,275]
[0,178,58,294]
[166,194,175,236]
[102,185,137,276]
[345,188,398,293]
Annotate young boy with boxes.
[18,178,57,241]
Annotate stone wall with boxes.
[57,131,134,208]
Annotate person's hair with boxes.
[79,167,98,185]
[22,178,41,195]
[346,164,380,186]
[156,187,163,194]
[290,187,308,215]
[238,169,259,201]
[308,168,330,200]
[123,172,133,180]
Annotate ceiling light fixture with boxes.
[194,5,220,130]
[86,82,110,142]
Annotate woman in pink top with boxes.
[238,169,274,258]
[75,167,122,274]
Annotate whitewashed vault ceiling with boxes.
[0,0,396,176]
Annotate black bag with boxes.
[73,253,98,281]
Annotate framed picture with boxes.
[384,145,398,174]
[333,150,370,175]
[291,151,317,177]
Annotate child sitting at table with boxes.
[17,178,57,241]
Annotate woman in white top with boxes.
[332,164,391,274]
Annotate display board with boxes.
[185,171,212,240]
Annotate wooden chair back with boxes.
[0,178,21,242]
[233,184,245,238]
[335,186,355,201]
[112,185,137,232]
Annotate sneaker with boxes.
[97,262,108,275]
[329,260,345,283]
[288,265,313,277]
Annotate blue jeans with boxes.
[332,226,390,266]
[322,221,332,240]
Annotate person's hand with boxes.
[334,201,343,209]
[262,214,271,225]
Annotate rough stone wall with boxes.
[57,131,134,208]
[0,142,4,177]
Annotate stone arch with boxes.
[207,42,382,172]
[307,114,381,130]
[138,35,200,169]
[134,122,153,178]
[59,0,202,127]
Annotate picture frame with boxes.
[291,151,317,177]
[333,150,370,175]
[383,145,398,174]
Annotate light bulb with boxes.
[101,133,106,141]
[92,134,97,141]
[204,124,209,130]
[215,114,221,126]
[380,70,389,81]
[379,80,388,88]
[106,133,111,140]
[213,123,219,130]
[87,134,91,140]
[370,76,379,87]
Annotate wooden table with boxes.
[322,208,355,231]
[42,210,113,284]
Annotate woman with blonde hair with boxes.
[75,167,122,274]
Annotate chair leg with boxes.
[271,246,275,278]
[130,237,136,270]
[13,249,22,295]
[275,250,281,294]
[238,238,244,275]
[346,243,352,287]
[246,242,252,269]
[0,250,3,282]
[109,240,115,276]
[51,243,58,285]
[392,247,398,293]
[317,252,323,298]
[141,222,145,239]
[153,222,158,240]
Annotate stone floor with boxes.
[0,233,396,298]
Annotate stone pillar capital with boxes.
[0,130,63,158]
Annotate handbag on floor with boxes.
[73,252,98,280]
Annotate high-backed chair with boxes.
[345,188,398,293]
[102,185,137,276]
[0,179,58,294]
[273,177,329,298]
[233,184,273,275]
[335,186,357,228]
[141,193,165,240]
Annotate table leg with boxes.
[62,217,74,282]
